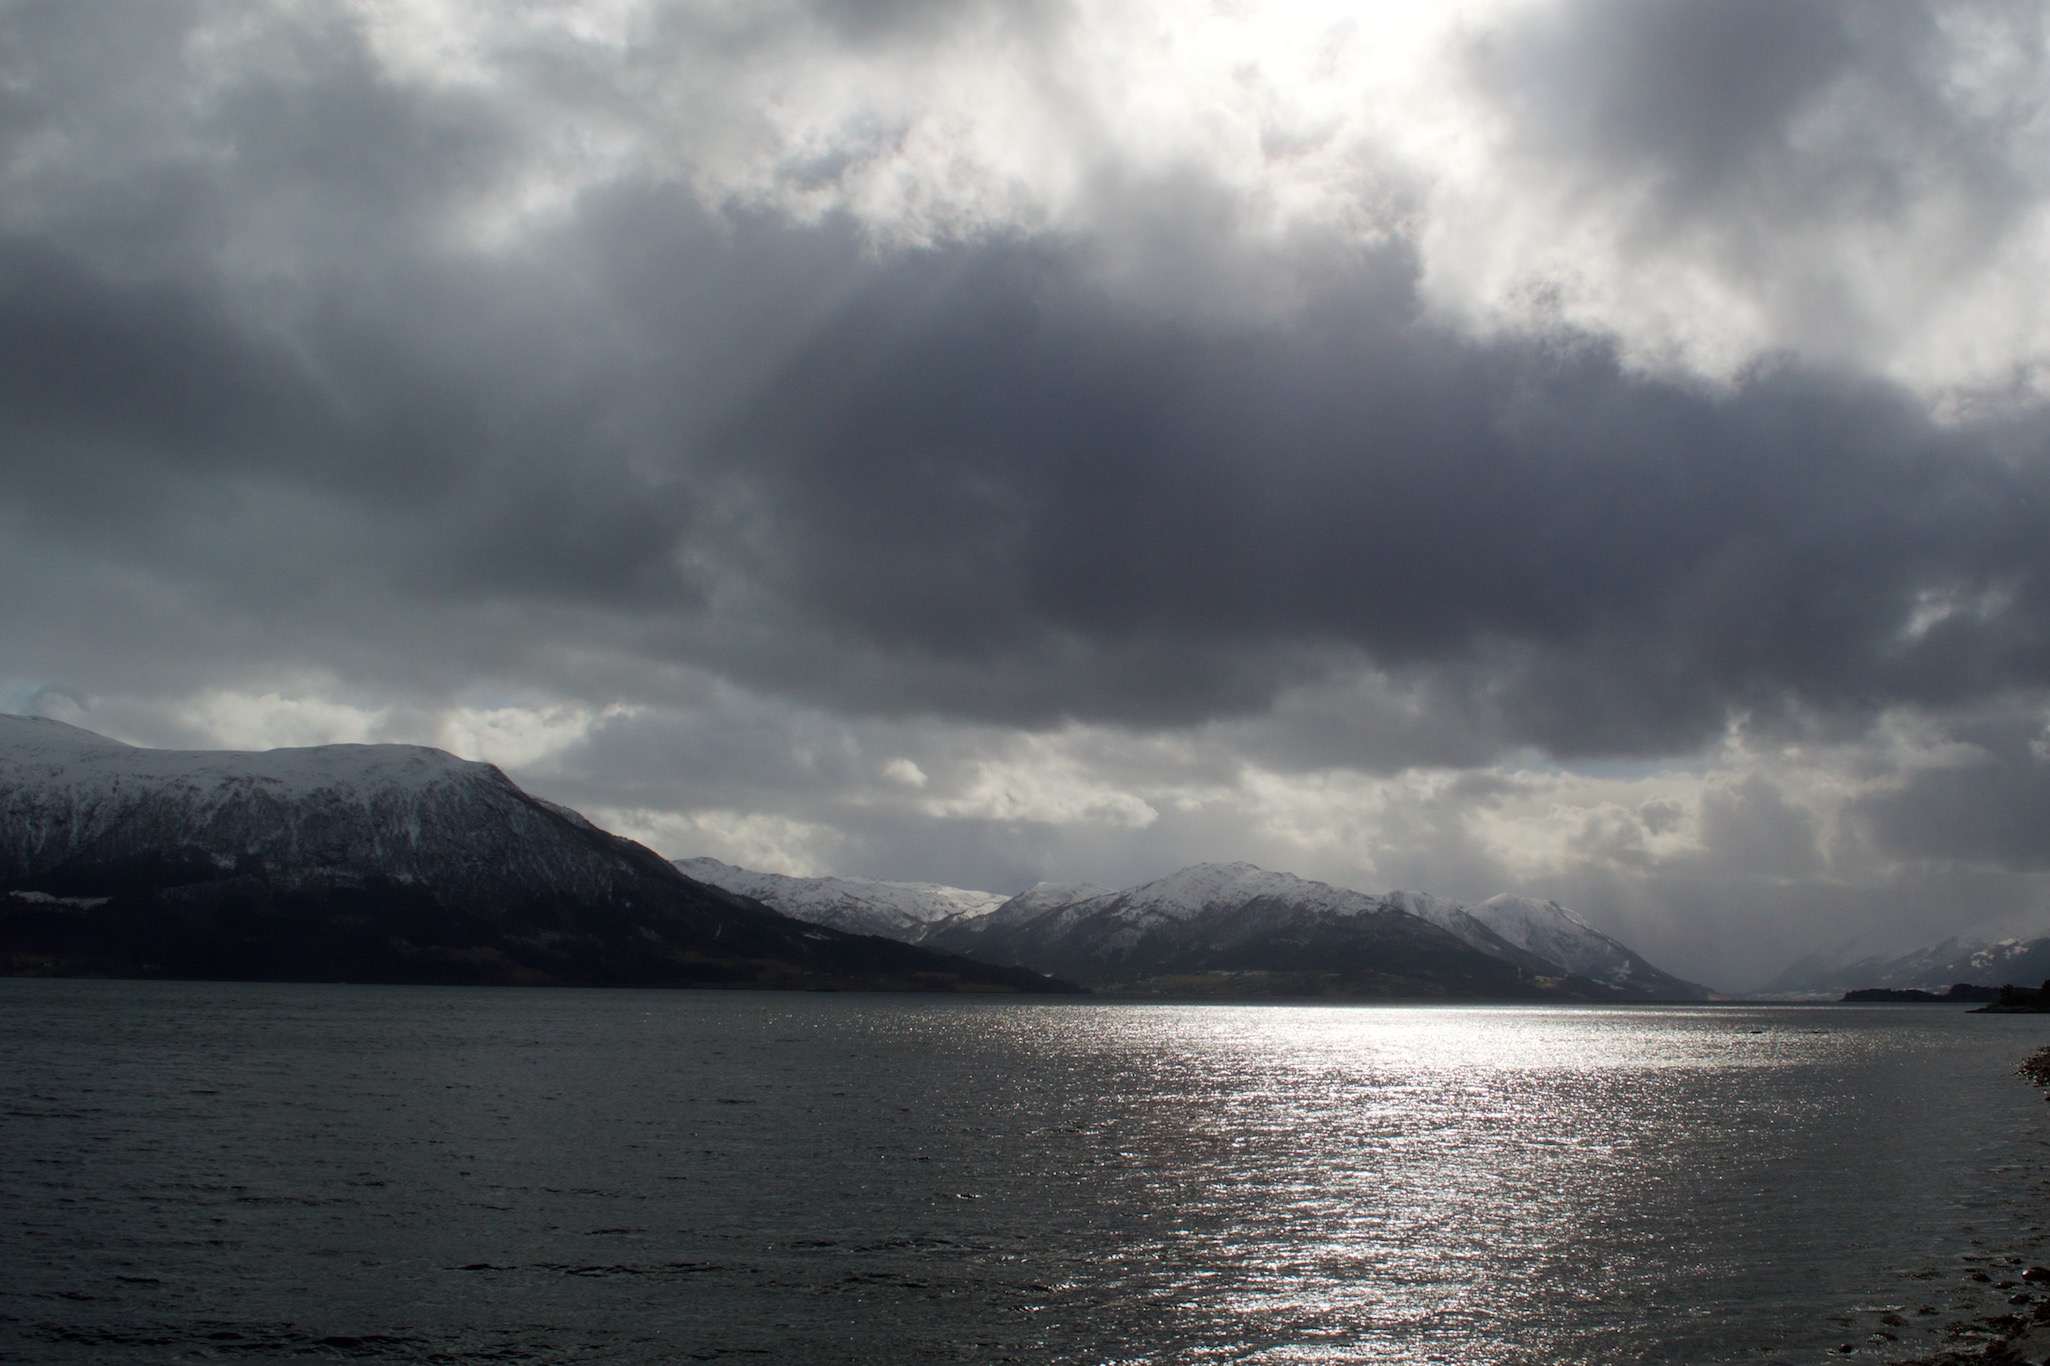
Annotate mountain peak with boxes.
[1107,862,1380,925]
[1476,893,1595,934]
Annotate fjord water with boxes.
[5,985,2049,1365]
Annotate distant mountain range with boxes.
[0,715,1708,1002]
[1760,935,2050,999]
[678,857,1710,1001]
[673,857,1010,941]
[0,716,1071,993]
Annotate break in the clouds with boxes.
[6,0,2050,988]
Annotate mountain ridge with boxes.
[1760,933,2050,999]
[679,856,1709,1001]
[0,716,1075,994]
[672,856,1008,941]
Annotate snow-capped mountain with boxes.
[1,713,656,911]
[699,852,1707,1000]
[1760,935,2050,998]
[922,861,1520,996]
[976,881,1114,927]
[1396,891,1704,1000]
[0,715,1073,994]
[673,857,1008,941]
[923,861,1707,1000]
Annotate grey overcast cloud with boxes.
[7,0,2050,989]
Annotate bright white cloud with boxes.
[880,756,928,789]
[169,688,390,751]
[435,702,637,770]
[299,0,2050,398]
[921,733,1162,829]
[591,805,848,876]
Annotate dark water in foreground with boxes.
[4,984,2050,1364]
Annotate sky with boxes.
[6,0,2050,989]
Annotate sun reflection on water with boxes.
[957,1003,1986,1364]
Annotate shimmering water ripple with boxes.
[4,982,2049,1363]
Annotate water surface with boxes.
[4,981,2049,1363]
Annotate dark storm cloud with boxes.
[1,0,2047,783]
[696,237,2050,753]
[0,7,715,643]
